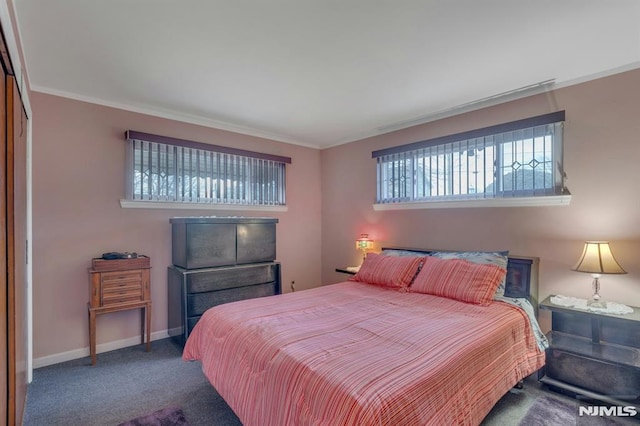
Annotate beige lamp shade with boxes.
[572,241,626,275]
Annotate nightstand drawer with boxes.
[101,270,143,286]
[102,283,143,304]
[90,267,150,308]
[100,270,144,305]
[546,348,640,399]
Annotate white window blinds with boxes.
[125,131,290,206]
[373,111,566,204]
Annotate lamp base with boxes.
[588,275,607,308]
[587,298,607,309]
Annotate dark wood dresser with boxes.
[539,296,640,409]
[168,217,281,345]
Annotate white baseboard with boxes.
[33,329,171,369]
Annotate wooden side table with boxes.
[88,257,151,365]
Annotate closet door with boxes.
[7,75,27,426]
[0,18,29,424]
[0,54,7,425]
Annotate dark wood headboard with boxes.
[380,247,539,310]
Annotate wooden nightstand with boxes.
[539,295,640,408]
[88,257,152,365]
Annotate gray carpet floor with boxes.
[23,338,638,425]
[24,338,241,426]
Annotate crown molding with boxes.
[30,62,640,151]
[30,84,321,149]
[376,80,556,134]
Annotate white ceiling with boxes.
[14,0,640,149]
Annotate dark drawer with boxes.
[187,281,279,316]
[546,348,640,399]
[186,264,277,293]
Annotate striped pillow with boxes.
[430,251,508,298]
[410,256,506,305]
[350,253,424,289]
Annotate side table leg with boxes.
[145,302,152,352]
[89,308,97,365]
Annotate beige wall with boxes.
[31,69,640,362]
[31,93,322,362]
[321,68,640,333]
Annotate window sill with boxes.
[120,199,288,212]
[372,194,572,211]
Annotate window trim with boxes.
[373,193,571,211]
[119,199,288,212]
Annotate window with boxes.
[372,111,568,207]
[124,131,290,207]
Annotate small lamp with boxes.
[355,234,374,261]
[572,241,626,308]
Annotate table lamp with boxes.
[355,234,373,262]
[572,241,626,308]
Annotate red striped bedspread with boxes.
[183,281,545,425]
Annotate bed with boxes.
[183,248,547,425]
